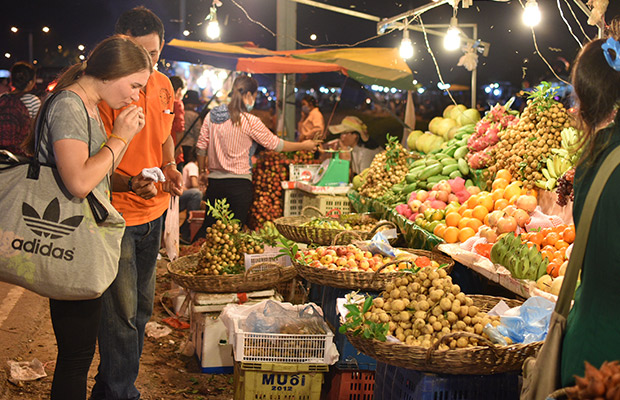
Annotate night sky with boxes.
[1,0,619,88]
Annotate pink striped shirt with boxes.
[196,111,282,177]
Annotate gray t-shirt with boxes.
[37,90,110,195]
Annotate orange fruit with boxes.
[466,194,480,209]
[491,189,505,202]
[543,232,560,247]
[478,194,494,212]
[528,231,544,246]
[523,188,539,198]
[554,239,569,251]
[443,226,459,243]
[541,227,553,236]
[562,226,575,243]
[433,223,447,238]
[458,227,476,242]
[445,212,462,227]
[461,209,474,219]
[472,204,489,221]
[492,178,509,190]
[494,198,509,211]
[458,217,472,230]
[503,183,522,200]
[495,169,512,182]
[466,218,483,231]
[457,204,468,215]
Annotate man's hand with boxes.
[162,166,183,196]
[130,175,157,200]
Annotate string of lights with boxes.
[556,0,584,48]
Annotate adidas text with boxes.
[11,238,75,261]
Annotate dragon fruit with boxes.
[467,103,518,152]
[467,146,496,170]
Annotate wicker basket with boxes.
[167,253,297,293]
[274,207,397,246]
[292,249,455,291]
[345,295,543,375]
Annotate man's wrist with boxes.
[162,161,177,171]
[128,176,135,192]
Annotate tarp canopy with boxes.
[164,39,415,90]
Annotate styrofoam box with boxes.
[244,247,291,271]
[289,164,321,182]
[191,290,278,313]
[192,311,235,374]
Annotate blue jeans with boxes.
[91,215,163,400]
[179,188,202,242]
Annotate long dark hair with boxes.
[572,38,620,166]
[53,35,152,93]
[229,75,258,125]
[22,35,152,153]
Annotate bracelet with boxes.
[162,161,177,170]
[128,176,135,192]
[102,144,115,170]
[109,133,128,145]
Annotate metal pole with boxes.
[28,32,33,64]
[277,0,297,141]
[180,0,186,38]
[471,24,477,108]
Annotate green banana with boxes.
[546,158,558,179]
[457,158,470,176]
[419,163,444,180]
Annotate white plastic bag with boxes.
[164,196,179,261]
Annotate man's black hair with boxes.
[114,6,165,46]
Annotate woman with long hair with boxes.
[194,75,319,238]
[560,35,620,386]
[23,35,152,399]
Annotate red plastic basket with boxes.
[326,369,375,400]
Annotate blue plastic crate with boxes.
[320,285,380,371]
[374,362,520,400]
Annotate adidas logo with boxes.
[21,198,83,239]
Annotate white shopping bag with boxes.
[164,196,180,261]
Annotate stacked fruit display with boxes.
[490,233,548,282]
[248,151,316,230]
[487,82,573,189]
[295,244,441,273]
[184,200,265,276]
[345,270,504,348]
[358,135,411,199]
[466,102,518,170]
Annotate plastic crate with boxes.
[191,311,234,374]
[301,194,351,216]
[234,361,328,400]
[188,210,205,240]
[232,318,334,364]
[326,369,375,400]
[284,189,307,217]
[373,362,520,400]
[289,164,322,182]
[320,285,379,371]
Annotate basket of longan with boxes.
[290,245,454,291]
[274,206,397,245]
[342,271,543,374]
[167,200,297,293]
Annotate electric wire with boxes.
[556,0,584,47]
[419,16,457,105]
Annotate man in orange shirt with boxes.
[91,7,183,400]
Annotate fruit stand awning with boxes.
[164,39,415,89]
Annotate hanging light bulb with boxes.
[443,17,461,51]
[205,2,221,40]
[206,20,220,39]
[399,28,414,59]
[522,0,541,27]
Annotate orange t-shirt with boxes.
[99,70,174,226]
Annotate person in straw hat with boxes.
[324,115,382,176]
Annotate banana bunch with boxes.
[490,234,549,281]
[535,154,573,191]
[560,127,580,155]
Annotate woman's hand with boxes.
[111,105,145,143]
[300,139,321,152]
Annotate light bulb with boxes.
[522,0,541,27]
[444,17,461,51]
[399,29,414,59]
[206,20,220,39]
